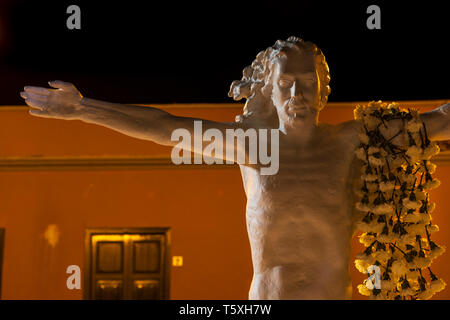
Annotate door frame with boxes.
[0,228,4,300]
[84,227,171,300]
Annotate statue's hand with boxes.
[20,80,84,120]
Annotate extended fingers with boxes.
[21,91,48,102]
[24,86,52,96]
[23,98,45,109]
[48,80,75,90]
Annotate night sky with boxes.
[0,0,448,105]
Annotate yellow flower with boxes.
[357,284,372,296]
[359,233,376,247]
[355,259,371,273]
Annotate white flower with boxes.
[399,287,416,297]
[398,234,416,247]
[376,232,396,244]
[406,119,423,133]
[356,221,384,234]
[380,280,394,291]
[405,223,427,236]
[391,259,408,276]
[366,182,378,193]
[430,278,446,294]
[369,155,384,167]
[407,270,420,281]
[402,198,422,210]
[390,157,404,168]
[366,116,380,130]
[379,181,395,192]
[418,161,436,174]
[420,213,432,224]
[355,147,367,161]
[410,256,431,269]
[427,202,436,213]
[406,146,422,163]
[373,203,394,215]
[368,147,380,154]
[403,213,422,223]
[362,174,378,182]
[423,178,440,190]
[428,224,439,233]
[418,288,434,300]
[354,105,365,120]
[428,245,446,261]
[422,143,440,160]
[373,250,390,264]
[355,202,371,212]
[358,133,370,144]
[415,190,427,201]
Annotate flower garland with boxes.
[353,101,446,300]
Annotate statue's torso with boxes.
[240,121,362,299]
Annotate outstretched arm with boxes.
[20,80,245,160]
[420,103,450,141]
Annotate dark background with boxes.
[0,0,448,105]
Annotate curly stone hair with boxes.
[228,36,331,124]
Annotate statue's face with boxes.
[269,48,321,125]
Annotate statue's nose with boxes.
[291,81,302,99]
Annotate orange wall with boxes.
[0,101,448,299]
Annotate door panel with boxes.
[85,228,170,300]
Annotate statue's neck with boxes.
[279,114,319,145]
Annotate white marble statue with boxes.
[20,37,449,299]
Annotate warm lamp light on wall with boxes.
[172,256,183,267]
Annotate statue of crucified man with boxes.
[20,37,449,299]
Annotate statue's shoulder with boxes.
[318,120,363,136]
[336,119,364,135]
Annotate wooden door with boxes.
[84,228,170,300]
